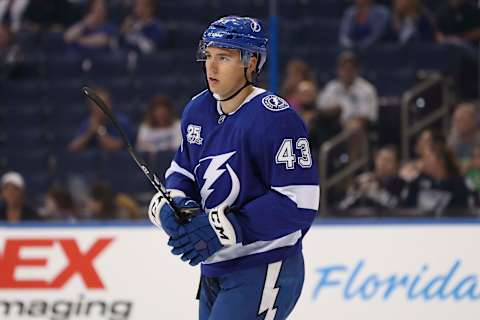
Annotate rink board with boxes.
[0,219,479,320]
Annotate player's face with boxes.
[204,47,247,99]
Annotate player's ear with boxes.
[247,55,258,78]
[250,55,258,71]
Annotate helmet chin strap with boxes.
[202,64,256,103]
[216,68,253,102]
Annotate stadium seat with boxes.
[157,0,210,24]
[152,151,176,183]
[168,22,204,50]
[1,80,46,105]
[134,51,178,77]
[359,45,410,72]
[85,52,132,81]
[45,54,86,81]
[370,69,417,97]
[4,147,52,175]
[54,150,101,179]
[44,80,86,105]
[100,151,153,194]
[409,43,458,72]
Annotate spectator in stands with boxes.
[0,0,29,33]
[0,23,20,77]
[84,180,116,219]
[465,145,480,192]
[280,59,315,108]
[435,0,480,47]
[22,0,74,33]
[316,51,378,159]
[69,86,135,152]
[0,171,40,222]
[317,51,378,131]
[339,0,391,49]
[84,180,140,220]
[120,0,167,54]
[115,193,141,219]
[387,0,436,44]
[289,80,319,129]
[41,185,78,221]
[400,128,446,180]
[136,95,181,153]
[401,142,478,216]
[447,102,480,170]
[64,0,117,54]
[340,145,404,210]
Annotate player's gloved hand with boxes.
[148,189,199,236]
[168,205,242,266]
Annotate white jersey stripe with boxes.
[165,161,195,181]
[203,230,302,264]
[271,185,320,210]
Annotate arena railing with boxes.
[400,72,454,162]
[319,126,370,216]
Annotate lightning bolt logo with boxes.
[196,151,239,210]
[258,261,282,320]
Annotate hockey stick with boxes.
[82,86,198,224]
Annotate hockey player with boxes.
[148,16,319,320]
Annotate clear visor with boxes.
[196,40,254,67]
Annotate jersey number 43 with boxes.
[275,138,312,170]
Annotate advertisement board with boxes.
[294,220,480,320]
[1,220,479,320]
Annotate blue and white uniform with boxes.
[153,15,320,320]
[165,87,319,277]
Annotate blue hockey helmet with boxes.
[197,16,268,73]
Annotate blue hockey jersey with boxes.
[165,87,320,276]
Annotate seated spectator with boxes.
[436,0,480,47]
[0,171,40,222]
[69,86,135,152]
[340,145,405,210]
[0,23,20,77]
[64,0,117,55]
[316,51,378,159]
[387,0,436,44]
[317,51,378,130]
[339,0,391,49]
[289,80,319,129]
[0,0,29,33]
[22,0,74,33]
[279,59,315,108]
[136,95,181,153]
[400,128,446,180]
[84,180,116,219]
[447,102,480,170]
[120,0,167,54]
[40,185,78,221]
[465,145,480,193]
[401,142,478,216]
[83,180,140,220]
[115,193,141,220]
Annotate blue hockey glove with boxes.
[168,206,242,266]
[148,189,200,236]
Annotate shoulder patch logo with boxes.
[186,124,203,145]
[262,95,290,112]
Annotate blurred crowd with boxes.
[0,84,181,222]
[1,0,480,222]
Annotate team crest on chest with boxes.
[262,95,289,112]
[195,151,240,210]
[186,124,203,145]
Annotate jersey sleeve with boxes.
[238,109,320,241]
[164,109,200,201]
